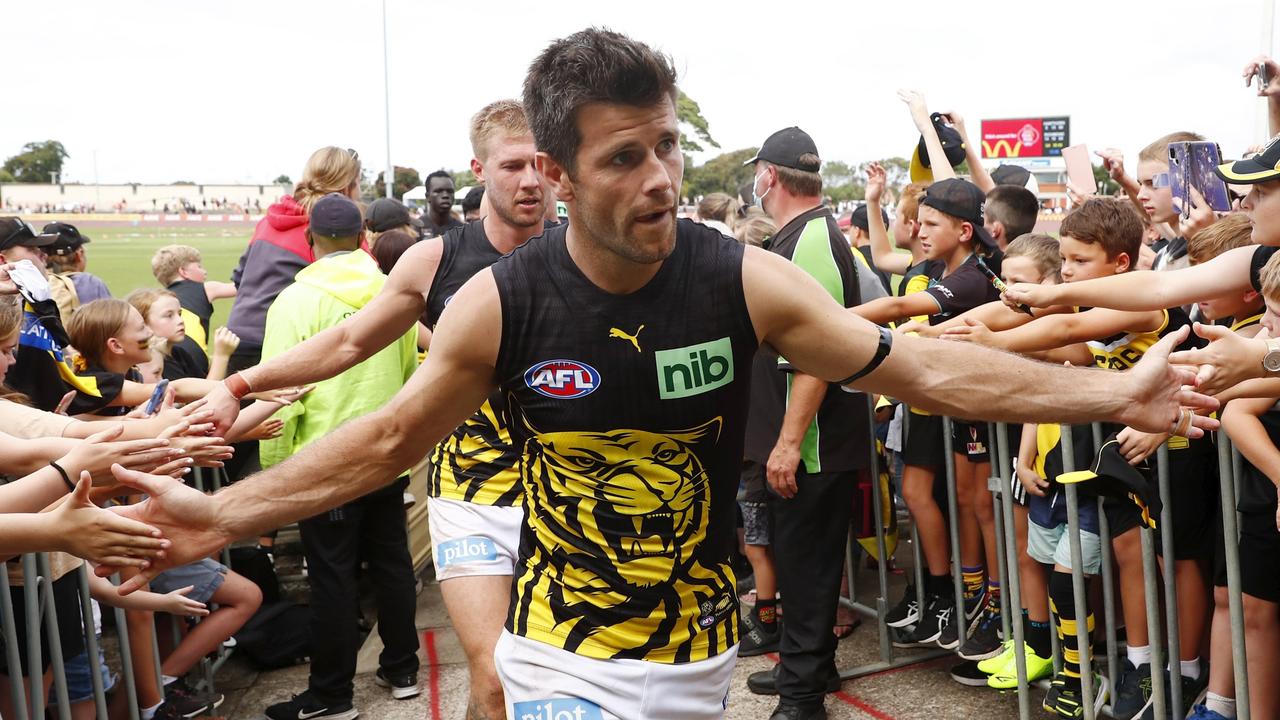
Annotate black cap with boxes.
[0,217,57,252]
[1216,134,1280,184]
[365,198,412,233]
[1058,431,1160,530]
[990,164,1032,188]
[41,222,91,256]
[849,203,889,232]
[309,193,364,238]
[908,114,967,183]
[919,178,997,252]
[743,127,821,172]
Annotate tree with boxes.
[683,147,759,200]
[374,166,422,199]
[677,91,719,155]
[450,169,478,190]
[1093,162,1119,195]
[3,141,69,183]
[274,174,292,186]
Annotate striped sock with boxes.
[1050,571,1094,688]
[962,566,985,602]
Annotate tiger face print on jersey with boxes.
[425,395,522,506]
[511,417,738,663]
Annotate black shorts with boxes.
[951,420,991,463]
[1152,438,1218,562]
[0,571,85,677]
[901,412,946,468]
[1102,495,1144,538]
[1237,511,1280,602]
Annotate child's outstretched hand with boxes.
[897,89,930,129]
[1116,426,1168,465]
[212,327,240,357]
[941,318,996,347]
[156,585,209,617]
[241,419,284,442]
[1244,55,1280,96]
[865,162,887,205]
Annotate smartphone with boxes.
[977,258,1034,315]
[1260,63,1272,92]
[1062,145,1097,195]
[144,379,170,416]
[1169,141,1232,216]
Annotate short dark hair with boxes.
[985,185,1039,239]
[1059,197,1141,263]
[773,155,823,198]
[523,27,678,172]
[426,170,453,188]
[461,186,485,213]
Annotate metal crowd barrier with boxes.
[0,466,234,720]
[836,410,1255,720]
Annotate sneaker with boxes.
[891,593,950,647]
[1042,673,1109,719]
[265,691,359,720]
[1186,705,1230,720]
[1112,660,1152,719]
[746,665,842,696]
[161,678,223,718]
[954,596,1002,658]
[402,491,416,508]
[152,701,205,720]
[374,668,421,700]
[884,585,920,628]
[976,639,1016,675]
[768,702,828,720]
[986,643,1054,690]
[949,660,991,687]
[1140,661,1210,720]
[738,608,781,657]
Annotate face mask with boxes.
[752,170,773,209]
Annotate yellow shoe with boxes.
[976,639,1016,675]
[987,644,1053,689]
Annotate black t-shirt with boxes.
[744,206,870,472]
[1239,408,1280,514]
[923,254,1002,325]
[167,279,214,337]
[421,215,464,240]
[68,365,141,416]
[1250,245,1279,291]
[162,336,210,381]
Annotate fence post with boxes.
[1092,425,1120,708]
[37,555,71,720]
[1220,439,1251,719]
[110,573,143,720]
[941,417,967,647]
[994,423,1031,720]
[21,554,44,719]
[1059,426,1097,719]
[1139,524,1169,718]
[0,563,31,720]
[76,565,109,720]
[865,395,893,663]
[1154,444,1184,715]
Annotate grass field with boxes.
[75,223,253,332]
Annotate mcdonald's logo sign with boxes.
[980,117,1069,159]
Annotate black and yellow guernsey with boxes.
[492,219,758,663]
[423,221,523,507]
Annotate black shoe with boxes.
[746,665,842,696]
[949,659,991,687]
[736,571,756,595]
[902,592,951,647]
[1112,660,1152,719]
[374,668,421,700]
[1140,660,1209,719]
[265,690,359,720]
[159,678,222,718]
[938,591,986,650]
[738,608,781,657]
[768,702,828,720]
[885,584,920,628]
[957,600,1003,661]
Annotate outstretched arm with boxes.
[202,238,444,434]
[1004,245,1256,311]
[106,268,500,592]
[864,162,911,276]
[742,246,1217,433]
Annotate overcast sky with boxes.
[6,0,1276,186]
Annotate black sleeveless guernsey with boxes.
[492,219,758,663]
[423,220,522,506]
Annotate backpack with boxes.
[46,273,80,327]
[233,602,312,669]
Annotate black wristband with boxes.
[838,326,894,385]
[49,461,76,494]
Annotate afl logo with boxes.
[524,359,601,399]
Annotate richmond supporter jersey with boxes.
[1084,306,1191,370]
[1240,409,1280,514]
[423,221,523,507]
[492,219,758,663]
[908,254,999,417]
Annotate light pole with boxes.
[382,0,393,199]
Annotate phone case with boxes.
[1169,141,1232,215]
[1062,145,1097,195]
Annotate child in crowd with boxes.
[854,178,1002,649]
[125,288,240,381]
[150,244,236,350]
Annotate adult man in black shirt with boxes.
[422,170,465,239]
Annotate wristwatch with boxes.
[1263,339,1280,374]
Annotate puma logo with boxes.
[609,325,644,352]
